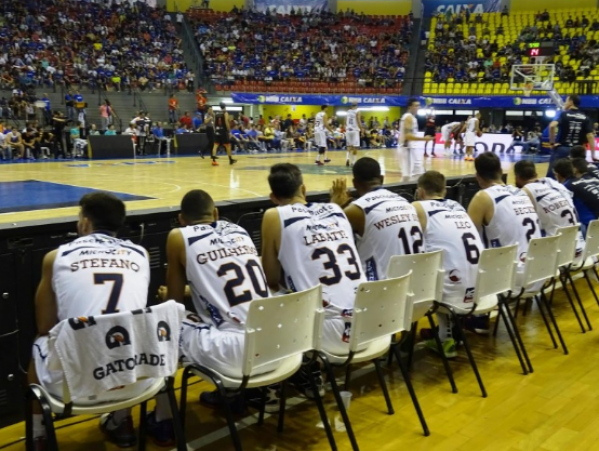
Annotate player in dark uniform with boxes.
[570,145,599,178]
[212,102,236,166]
[423,114,437,157]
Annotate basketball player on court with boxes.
[412,171,484,357]
[29,193,152,450]
[464,112,482,162]
[345,102,364,167]
[212,102,236,166]
[441,120,463,155]
[399,98,434,180]
[423,114,437,158]
[314,105,333,165]
[514,160,585,257]
[329,157,424,280]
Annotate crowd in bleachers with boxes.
[188,8,412,94]
[0,0,192,94]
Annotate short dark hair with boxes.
[568,94,581,107]
[180,190,215,222]
[553,159,574,178]
[79,192,126,233]
[321,105,327,111]
[475,152,502,181]
[268,163,303,199]
[407,97,420,107]
[353,157,382,183]
[514,160,537,180]
[571,157,588,175]
[570,145,587,159]
[418,171,445,195]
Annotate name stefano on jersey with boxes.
[67,236,143,272]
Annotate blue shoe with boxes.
[146,411,175,447]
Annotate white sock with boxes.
[346,151,350,161]
[436,312,453,341]
[154,393,173,422]
[107,408,131,430]
[316,153,321,162]
[33,414,45,438]
[352,154,357,164]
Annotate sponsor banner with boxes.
[410,132,513,153]
[422,0,502,17]
[420,95,565,108]
[231,93,398,106]
[254,0,328,13]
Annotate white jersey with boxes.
[315,111,326,132]
[466,117,478,133]
[524,178,585,256]
[276,202,365,313]
[399,112,418,148]
[442,121,461,133]
[346,109,359,131]
[482,185,541,264]
[179,221,268,332]
[53,233,150,321]
[418,199,483,305]
[353,188,423,281]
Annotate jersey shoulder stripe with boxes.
[494,194,511,204]
[283,215,311,228]
[187,232,214,246]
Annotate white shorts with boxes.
[33,336,154,404]
[465,131,476,147]
[346,130,360,147]
[314,130,327,148]
[399,144,423,179]
[322,308,367,355]
[441,126,452,143]
[179,317,279,378]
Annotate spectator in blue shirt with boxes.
[192,112,203,131]
[104,125,117,136]
[40,93,51,125]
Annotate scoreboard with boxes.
[526,42,555,57]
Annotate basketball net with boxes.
[523,81,534,97]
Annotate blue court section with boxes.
[0,180,154,214]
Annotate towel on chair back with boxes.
[48,300,184,401]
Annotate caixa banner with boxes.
[422,0,502,17]
[254,0,328,13]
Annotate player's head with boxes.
[474,152,503,185]
[350,101,358,109]
[570,145,587,159]
[352,157,384,194]
[321,105,328,111]
[179,189,217,225]
[78,192,126,237]
[565,94,581,109]
[513,160,538,188]
[219,102,226,111]
[474,111,481,119]
[571,158,588,178]
[416,171,446,200]
[553,158,574,182]
[407,97,420,114]
[268,163,305,204]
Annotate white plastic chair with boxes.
[319,273,431,437]
[439,244,519,391]
[179,286,334,451]
[387,251,458,395]
[25,301,187,451]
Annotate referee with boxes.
[548,94,595,177]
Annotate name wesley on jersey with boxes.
[373,213,419,230]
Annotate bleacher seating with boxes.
[188,9,412,94]
[425,8,599,96]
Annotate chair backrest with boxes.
[556,225,580,267]
[474,244,518,302]
[583,220,599,261]
[242,285,324,377]
[349,272,412,353]
[520,235,560,290]
[387,251,444,322]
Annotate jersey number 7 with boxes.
[95,273,124,313]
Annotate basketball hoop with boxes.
[523,81,534,97]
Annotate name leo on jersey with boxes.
[196,245,258,264]
[70,258,142,272]
[373,213,419,230]
[93,353,166,380]
[303,230,349,246]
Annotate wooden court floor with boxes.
[2,283,599,451]
[0,147,549,225]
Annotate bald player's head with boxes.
[179,189,218,225]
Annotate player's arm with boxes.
[584,118,596,158]
[165,228,187,303]
[261,208,282,292]
[521,186,536,207]
[467,191,493,236]
[476,120,482,134]
[35,250,58,336]
[548,118,560,145]
[412,201,428,232]
[324,114,333,133]
[357,112,364,133]
[404,115,431,141]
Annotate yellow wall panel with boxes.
[510,0,596,11]
[337,0,411,15]
[166,0,244,12]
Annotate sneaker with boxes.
[346,159,350,167]
[424,153,429,158]
[99,413,137,448]
[33,437,47,451]
[229,158,237,165]
[463,315,491,335]
[288,361,325,399]
[424,338,458,359]
[246,386,280,413]
[431,153,437,158]
[199,389,248,415]
[212,160,219,166]
[199,152,205,159]
[316,161,324,166]
[324,158,331,163]
[146,411,175,447]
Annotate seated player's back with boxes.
[353,188,423,280]
[180,220,267,331]
[53,233,149,319]
[277,201,365,310]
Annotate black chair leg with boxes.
[534,295,558,349]
[427,313,458,394]
[277,380,287,433]
[540,290,569,355]
[138,401,147,451]
[165,378,188,451]
[308,364,338,451]
[344,364,352,391]
[258,387,267,426]
[216,380,243,451]
[373,358,394,415]
[561,274,586,333]
[391,345,430,436]
[406,325,418,371]
[179,367,191,435]
[498,302,528,375]
[566,271,593,331]
[583,270,599,308]
[35,391,58,451]
[452,314,487,397]
[25,389,34,451]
